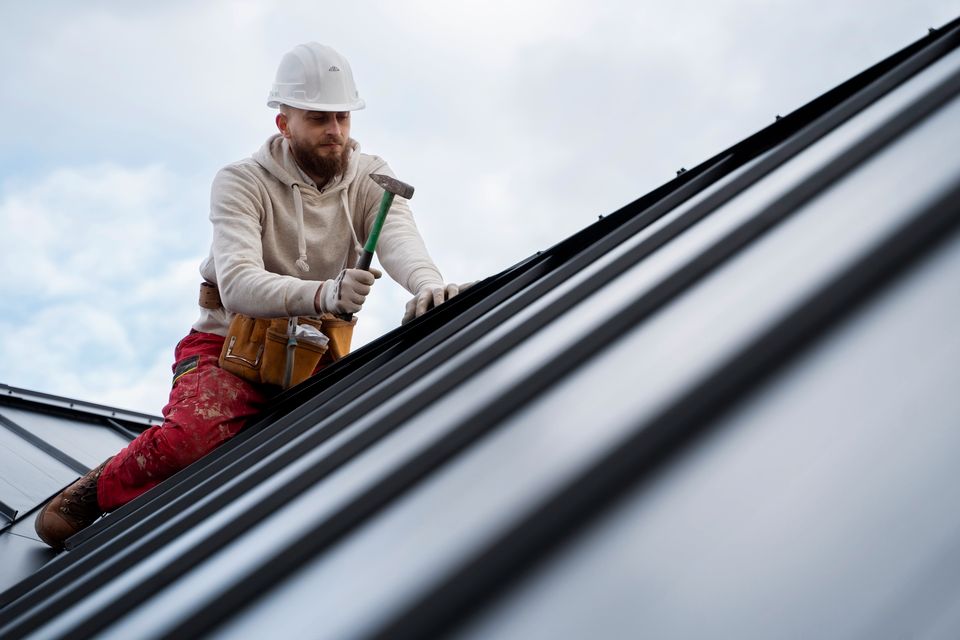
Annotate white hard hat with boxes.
[267,42,365,111]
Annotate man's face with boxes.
[276,107,352,185]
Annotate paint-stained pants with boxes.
[97,331,268,511]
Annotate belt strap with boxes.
[199,282,223,310]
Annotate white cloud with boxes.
[0,164,205,412]
[380,0,592,59]
[0,164,205,296]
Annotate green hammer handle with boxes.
[360,190,395,266]
[338,190,394,320]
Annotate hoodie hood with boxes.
[252,134,362,272]
[253,134,361,192]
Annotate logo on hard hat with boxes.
[329,66,341,72]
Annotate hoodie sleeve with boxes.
[210,165,321,317]
[361,162,445,294]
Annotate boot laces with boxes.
[59,462,107,524]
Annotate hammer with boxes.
[356,173,415,270]
[338,173,415,321]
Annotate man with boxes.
[35,42,464,550]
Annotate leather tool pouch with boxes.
[219,315,326,388]
[317,314,357,367]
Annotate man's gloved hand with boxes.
[315,267,382,315]
[402,280,478,324]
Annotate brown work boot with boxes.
[34,457,113,550]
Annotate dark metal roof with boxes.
[0,385,158,594]
[2,17,959,639]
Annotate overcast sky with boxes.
[1,1,956,414]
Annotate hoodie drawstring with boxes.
[340,189,363,266]
[292,182,363,274]
[292,184,310,272]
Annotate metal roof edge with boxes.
[0,384,162,429]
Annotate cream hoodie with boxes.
[193,134,444,335]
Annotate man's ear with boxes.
[276,112,289,138]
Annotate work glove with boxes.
[315,267,382,315]
[401,280,478,324]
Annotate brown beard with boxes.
[288,138,350,187]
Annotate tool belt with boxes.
[200,282,356,389]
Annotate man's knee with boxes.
[98,353,267,510]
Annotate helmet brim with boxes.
[268,97,366,111]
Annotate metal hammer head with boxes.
[370,173,415,200]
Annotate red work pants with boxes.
[97,331,269,511]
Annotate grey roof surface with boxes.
[0,385,159,594]
[2,16,959,639]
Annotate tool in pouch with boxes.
[282,317,298,389]
[338,173,416,321]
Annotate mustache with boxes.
[321,137,345,145]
